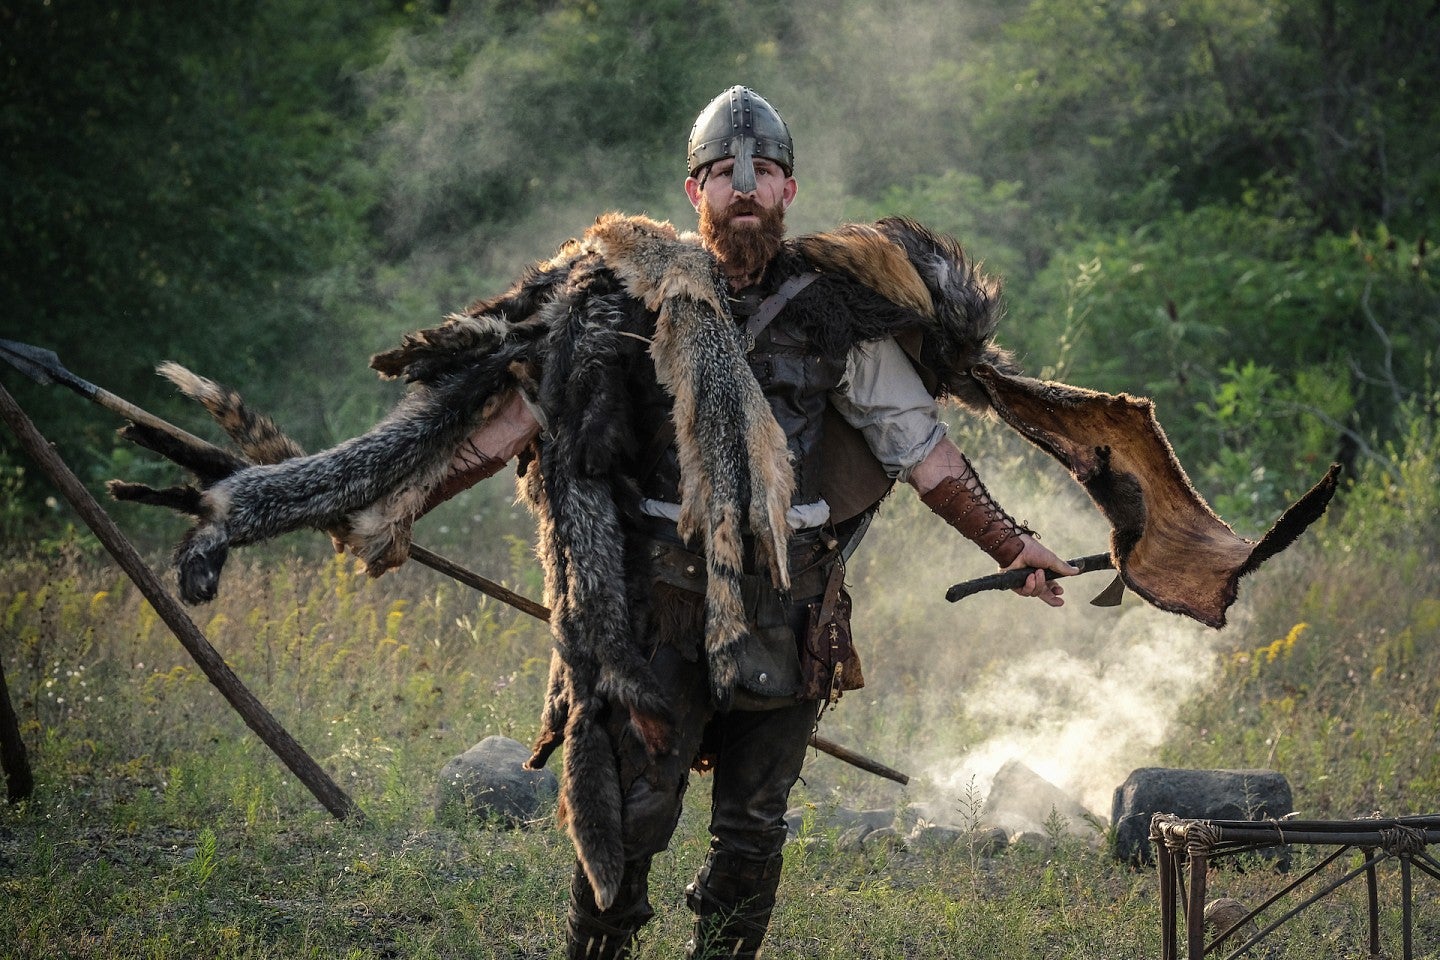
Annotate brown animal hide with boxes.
[970,366,1340,627]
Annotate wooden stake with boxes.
[0,381,362,822]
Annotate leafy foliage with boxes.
[962,0,1440,237]
[1014,205,1435,520]
[1,0,416,512]
[4,0,1436,544]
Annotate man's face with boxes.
[685,157,797,281]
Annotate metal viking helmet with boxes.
[687,85,793,194]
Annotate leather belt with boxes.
[648,531,837,601]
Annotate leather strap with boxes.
[742,271,821,351]
[421,446,506,515]
[814,558,845,630]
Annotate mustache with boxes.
[718,199,763,222]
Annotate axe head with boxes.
[1089,575,1126,607]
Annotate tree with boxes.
[0,0,415,527]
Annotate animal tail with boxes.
[156,361,307,464]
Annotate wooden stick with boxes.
[0,381,363,822]
[808,733,909,785]
[945,552,1114,603]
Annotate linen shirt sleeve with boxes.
[830,337,947,482]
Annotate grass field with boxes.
[3,418,1438,958]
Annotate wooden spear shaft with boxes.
[414,543,911,783]
[0,381,363,822]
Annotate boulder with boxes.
[785,804,895,841]
[435,735,558,826]
[904,823,1008,857]
[1111,767,1293,864]
[980,759,1105,842]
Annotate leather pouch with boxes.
[800,563,864,703]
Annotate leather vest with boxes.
[638,280,846,513]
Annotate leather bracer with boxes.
[920,453,1031,567]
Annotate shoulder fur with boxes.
[794,222,936,316]
[580,212,727,319]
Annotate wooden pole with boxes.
[807,734,909,785]
[1157,831,1178,960]
[0,381,363,822]
[1186,844,1209,960]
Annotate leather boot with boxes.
[684,848,784,959]
[566,858,655,960]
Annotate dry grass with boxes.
[3,412,1438,957]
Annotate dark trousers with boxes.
[567,636,820,958]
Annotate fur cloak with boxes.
[110,213,1338,909]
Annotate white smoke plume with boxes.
[836,423,1233,825]
[926,607,1217,819]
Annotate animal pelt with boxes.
[114,247,575,603]
[969,366,1341,628]
[110,212,1015,909]
[793,217,1017,407]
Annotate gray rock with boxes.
[435,736,557,826]
[836,825,870,850]
[981,759,1105,842]
[906,824,966,852]
[1110,767,1293,864]
[970,825,1010,857]
[902,822,1009,857]
[785,804,894,840]
[1006,830,1055,852]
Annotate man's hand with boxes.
[1006,535,1079,608]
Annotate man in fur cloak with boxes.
[404,87,1077,959]
[113,86,1337,959]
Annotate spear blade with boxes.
[0,337,74,389]
[0,338,216,451]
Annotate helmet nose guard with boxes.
[687,86,793,194]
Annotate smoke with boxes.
[358,0,1016,287]
[772,0,1010,228]
[927,608,1216,819]
[843,423,1228,824]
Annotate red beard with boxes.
[697,195,786,282]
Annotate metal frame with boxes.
[1151,813,1440,959]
